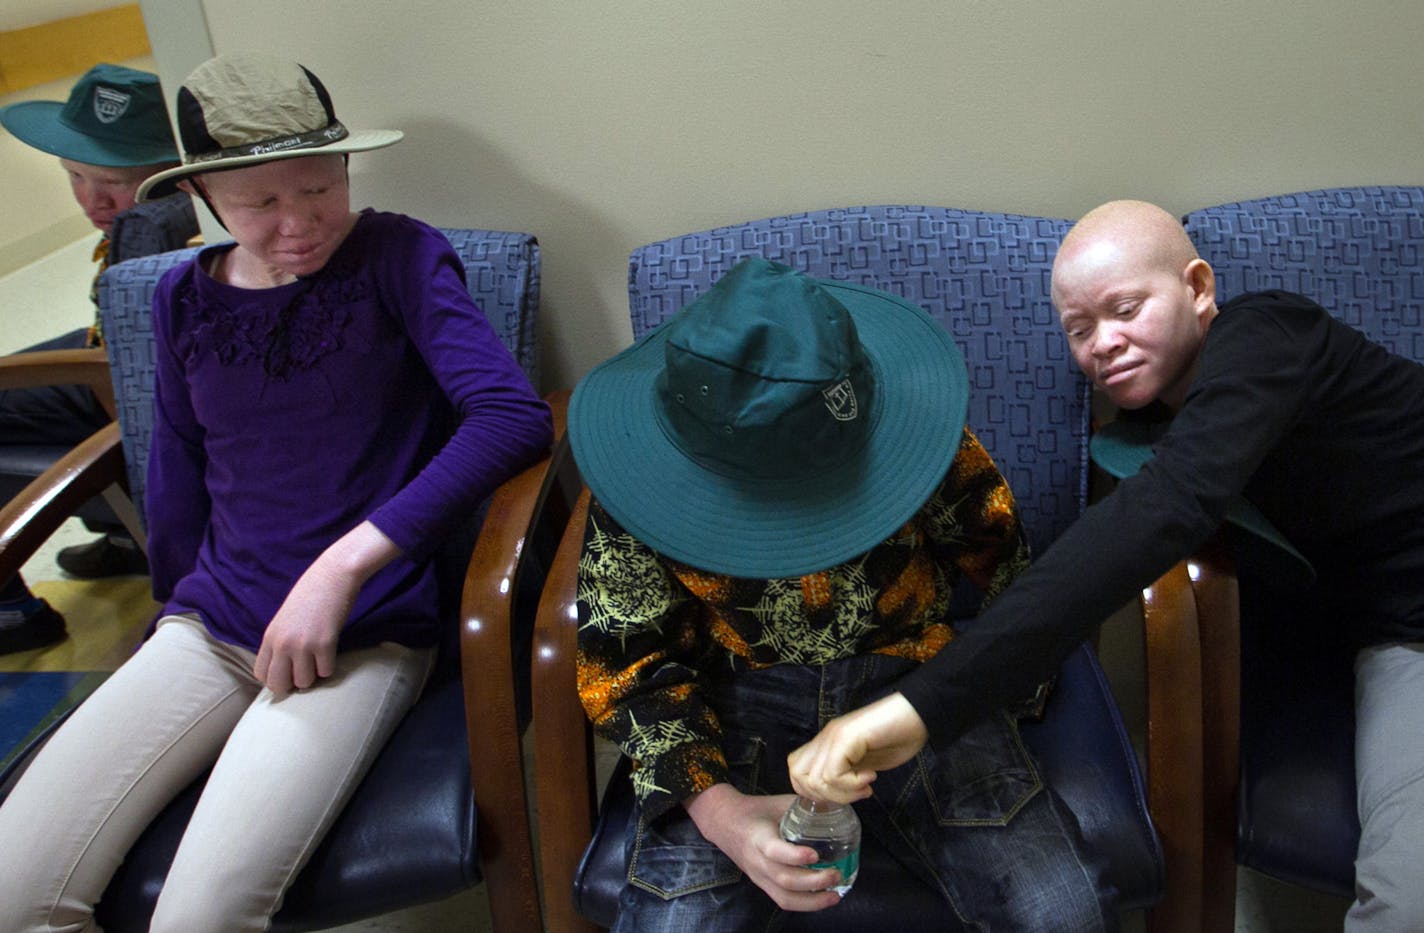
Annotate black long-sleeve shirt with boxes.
[899,291,1424,750]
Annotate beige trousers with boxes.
[0,615,433,933]
[1347,641,1424,933]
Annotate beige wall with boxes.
[135,0,1424,389]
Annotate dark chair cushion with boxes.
[92,672,480,932]
[574,643,1161,927]
[1020,643,1164,907]
[1235,578,1358,897]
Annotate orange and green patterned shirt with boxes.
[576,427,1029,818]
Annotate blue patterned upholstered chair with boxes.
[0,192,198,530]
[530,206,1224,932]
[1180,186,1424,929]
[0,229,555,933]
[107,193,200,263]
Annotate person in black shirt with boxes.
[790,199,1424,931]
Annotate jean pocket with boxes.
[901,710,1043,827]
[626,733,766,900]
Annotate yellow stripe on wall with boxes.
[0,4,151,95]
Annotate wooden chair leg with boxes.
[1190,541,1242,933]
[1143,559,1206,933]
[532,488,602,933]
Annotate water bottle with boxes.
[779,795,861,896]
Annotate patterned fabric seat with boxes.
[1183,186,1424,918]
[0,193,199,528]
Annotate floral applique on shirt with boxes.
[178,260,366,380]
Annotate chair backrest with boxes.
[1183,186,1424,900]
[627,205,1088,555]
[98,227,542,529]
[1185,186,1424,363]
[109,193,200,265]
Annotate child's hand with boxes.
[254,556,353,695]
[683,784,843,911]
[254,521,400,695]
[787,691,928,803]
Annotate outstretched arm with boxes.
[787,692,928,803]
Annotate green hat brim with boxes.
[1090,420,1316,585]
[1,100,179,167]
[569,278,969,579]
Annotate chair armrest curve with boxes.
[531,486,600,933]
[456,389,569,933]
[0,348,115,418]
[0,422,126,582]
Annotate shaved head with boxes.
[1053,200,1201,305]
[1051,200,1219,410]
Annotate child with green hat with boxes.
[0,63,198,647]
[569,257,1114,928]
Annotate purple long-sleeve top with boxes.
[145,210,552,652]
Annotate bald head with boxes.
[1051,200,1219,410]
[1052,200,1201,305]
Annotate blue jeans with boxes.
[613,655,1115,932]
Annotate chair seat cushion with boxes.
[575,643,1161,927]
[1019,643,1164,909]
[1236,581,1358,898]
[93,674,480,932]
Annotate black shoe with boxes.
[0,599,67,655]
[56,535,149,579]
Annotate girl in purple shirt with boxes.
[0,53,550,931]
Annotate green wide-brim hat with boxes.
[1090,420,1315,584]
[0,63,180,167]
[570,258,969,579]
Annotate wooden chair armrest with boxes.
[0,422,127,583]
[531,485,600,933]
[0,348,116,419]
[457,390,569,933]
[1141,533,1240,933]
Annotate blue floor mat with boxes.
[0,671,107,773]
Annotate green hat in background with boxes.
[569,257,969,578]
[1090,420,1316,584]
[0,63,180,167]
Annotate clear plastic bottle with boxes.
[778,795,861,896]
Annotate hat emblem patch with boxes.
[93,87,131,124]
[822,379,858,422]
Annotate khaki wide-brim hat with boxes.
[137,52,401,201]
